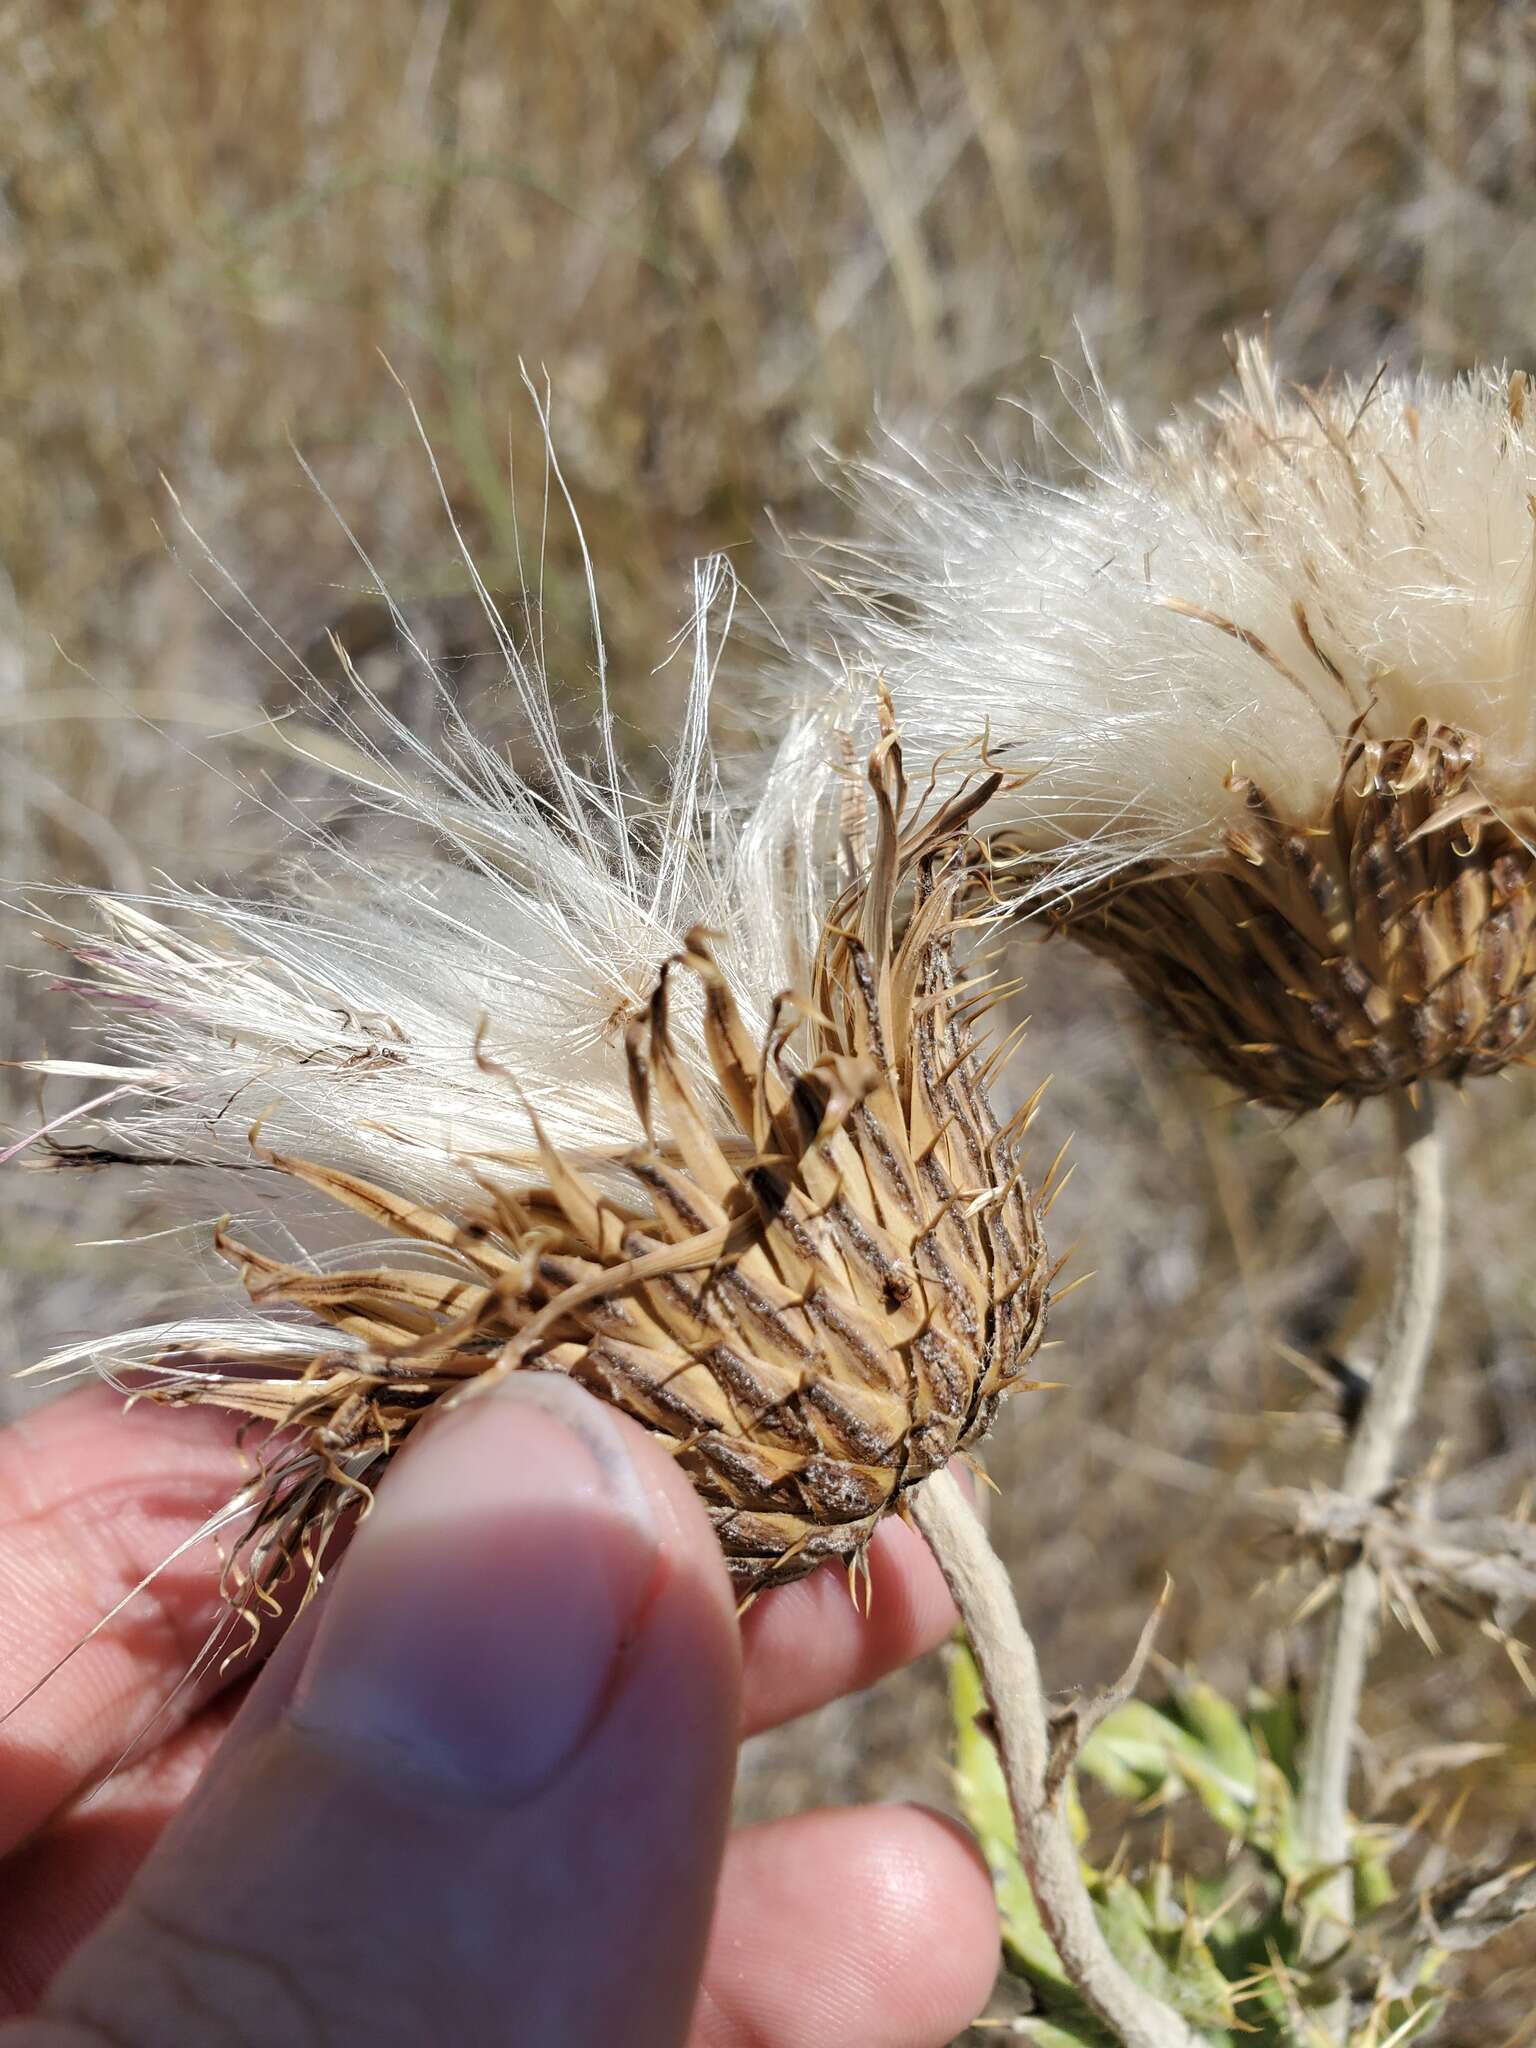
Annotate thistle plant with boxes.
[10,357,1536,2044]
[952,1641,1536,2045]
[9,478,1210,2045]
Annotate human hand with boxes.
[0,1375,998,2045]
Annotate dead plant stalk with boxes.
[912,1467,1196,2048]
[1297,1088,1447,2029]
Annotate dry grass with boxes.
[5,1,1536,2037]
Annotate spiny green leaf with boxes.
[1094,1875,1246,2038]
[1164,1744,1254,1838]
[1017,2018,1122,2048]
[1355,1853,1397,1916]
[1079,1698,1210,1802]
[1172,1912,1249,2032]
[1081,1696,1255,1836]
[1096,1876,1187,2005]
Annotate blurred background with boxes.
[4,3,1536,2037]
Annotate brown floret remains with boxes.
[1044,720,1536,1112]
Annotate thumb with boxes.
[23,1375,743,2048]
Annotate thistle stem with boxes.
[912,1468,1196,2048]
[1296,1087,1447,2015]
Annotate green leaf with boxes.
[1081,1695,1255,1838]
[1096,1876,1184,2004]
[1018,2020,1122,2048]
[1172,1913,1248,2033]
[1164,1745,1254,1838]
[1353,1838,1398,1917]
[1248,1684,1305,1789]
[1250,1756,1306,1878]
[1079,1699,1209,1802]
[1172,1677,1260,1800]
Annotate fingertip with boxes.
[594,1398,740,1642]
[0,1386,265,1861]
[281,1373,738,1803]
[1,1382,249,1482]
[861,1804,1002,2033]
[868,1510,961,1637]
[740,1511,956,1734]
[699,1803,1000,2048]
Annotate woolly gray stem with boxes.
[1296,1087,1446,2024]
[912,1468,1196,2048]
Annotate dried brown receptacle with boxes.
[167,723,1053,1608]
[1038,718,1536,1113]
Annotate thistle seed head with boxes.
[1045,718,1536,1110]
[203,722,1048,1597]
[29,689,1050,1611]
[814,341,1536,1108]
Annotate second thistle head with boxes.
[822,340,1536,1111]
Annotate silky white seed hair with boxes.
[806,338,1536,899]
[13,456,854,1399]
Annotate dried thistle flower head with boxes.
[819,340,1536,1110]
[23,573,1050,1611]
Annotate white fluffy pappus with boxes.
[11,463,852,1402]
[811,337,1536,896]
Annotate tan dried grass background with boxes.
[3,3,1536,2037]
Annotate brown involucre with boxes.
[156,717,1053,1608]
[1041,719,1536,1113]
